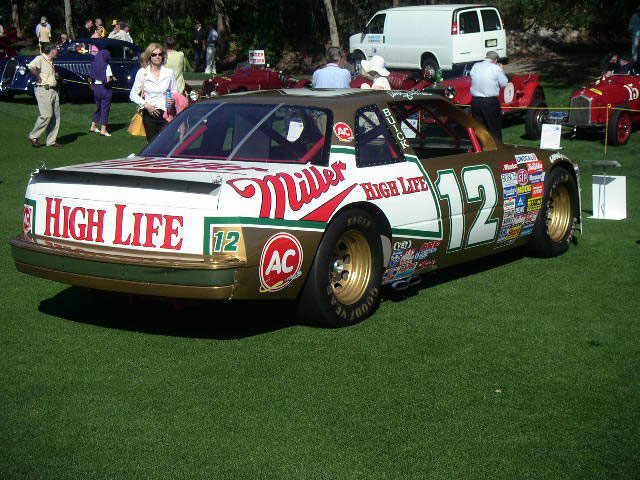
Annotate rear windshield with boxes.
[141,102,331,165]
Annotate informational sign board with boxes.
[540,123,562,150]
[591,175,627,220]
[248,50,265,65]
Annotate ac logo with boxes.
[333,122,354,142]
[259,233,303,293]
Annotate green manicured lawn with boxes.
[1,91,639,479]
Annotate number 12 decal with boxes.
[435,165,498,251]
[212,230,241,252]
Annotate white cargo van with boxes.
[349,5,507,75]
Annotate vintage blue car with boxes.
[0,38,142,101]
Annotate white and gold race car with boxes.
[10,89,581,326]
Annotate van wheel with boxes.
[421,58,439,80]
[352,51,365,74]
[297,209,383,327]
[528,167,579,257]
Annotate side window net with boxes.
[388,101,474,159]
[355,105,404,167]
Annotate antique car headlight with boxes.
[17,66,27,75]
[189,90,199,102]
[209,90,217,97]
[444,85,456,99]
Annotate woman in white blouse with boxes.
[130,43,178,141]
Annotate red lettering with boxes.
[131,212,144,246]
[113,204,131,245]
[161,215,183,250]
[44,197,62,237]
[61,205,71,238]
[85,209,106,242]
[143,213,163,248]
[227,161,348,219]
[69,207,86,240]
[387,180,399,196]
[360,182,380,201]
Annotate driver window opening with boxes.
[388,100,480,159]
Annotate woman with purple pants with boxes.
[89,49,114,136]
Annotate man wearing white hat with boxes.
[360,55,391,90]
[312,47,351,88]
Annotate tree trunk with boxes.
[392,0,401,7]
[214,0,230,60]
[63,0,75,38]
[322,0,340,47]
[10,0,22,38]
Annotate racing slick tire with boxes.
[525,97,548,139]
[528,167,579,257]
[297,209,383,327]
[607,106,632,146]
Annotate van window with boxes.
[366,14,386,34]
[481,9,502,31]
[355,106,403,167]
[459,11,480,34]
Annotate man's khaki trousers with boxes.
[29,87,60,146]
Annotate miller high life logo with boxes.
[42,197,184,250]
[259,233,303,292]
[226,161,348,219]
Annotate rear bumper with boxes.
[10,234,238,299]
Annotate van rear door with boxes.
[479,8,507,59]
[453,9,483,65]
[361,13,387,60]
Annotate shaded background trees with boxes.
[2,0,638,67]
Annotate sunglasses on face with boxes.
[151,52,164,57]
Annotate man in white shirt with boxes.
[312,47,351,88]
[469,51,508,141]
[205,24,218,74]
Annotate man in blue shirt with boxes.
[205,23,218,74]
[470,51,509,141]
[312,47,351,88]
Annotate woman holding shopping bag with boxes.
[129,42,178,142]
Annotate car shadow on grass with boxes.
[39,287,299,339]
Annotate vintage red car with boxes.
[551,73,640,146]
[351,71,547,139]
[202,63,310,97]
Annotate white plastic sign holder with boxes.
[590,160,626,220]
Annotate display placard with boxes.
[248,50,266,65]
[540,123,562,150]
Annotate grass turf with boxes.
[1,91,639,479]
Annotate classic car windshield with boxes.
[141,102,331,164]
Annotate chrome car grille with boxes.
[568,95,592,125]
[55,62,92,78]
[1,58,17,90]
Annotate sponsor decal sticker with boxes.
[504,185,517,198]
[520,225,534,236]
[382,267,399,284]
[504,197,515,210]
[333,122,354,142]
[529,171,545,184]
[389,249,404,268]
[531,183,544,198]
[416,258,437,271]
[590,88,602,95]
[23,204,33,233]
[507,225,522,239]
[513,214,525,226]
[259,233,303,293]
[528,197,543,211]
[526,210,539,222]
[526,160,544,172]
[515,153,538,163]
[517,168,529,186]
[393,240,412,250]
[517,184,532,195]
[501,171,518,187]
[500,161,519,172]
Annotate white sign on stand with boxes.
[540,123,562,149]
[249,50,266,65]
[591,175,626,220]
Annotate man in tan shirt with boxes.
[28,43,63,147]
[36,17,51,51]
